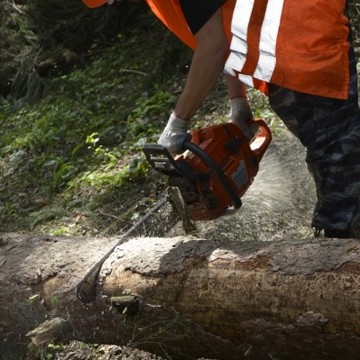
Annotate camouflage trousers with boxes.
[268,47,360,231]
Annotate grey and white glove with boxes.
[157,113,190,154]
[228,97,257,139]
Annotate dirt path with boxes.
[171,132,317,243]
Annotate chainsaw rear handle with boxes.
[250,119,272,163]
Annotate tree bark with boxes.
[1,232,360,360]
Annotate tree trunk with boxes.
[1,232,360,360]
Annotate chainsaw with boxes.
[77,120,271,303]
[143,119,271,221]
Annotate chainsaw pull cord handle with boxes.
[182,140,242,209]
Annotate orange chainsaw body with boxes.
[143,120,271,221]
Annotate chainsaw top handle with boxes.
[249,119,272,163]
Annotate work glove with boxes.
[228,97,257,139]
[157,113,191,154]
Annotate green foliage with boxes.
[126,89,177,140]
[0,12,186,233]
[0,0,287,235]
[42,343,65,360]
[28,294,41,305]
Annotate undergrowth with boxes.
[0,16,192,235]
[0,8,278,236]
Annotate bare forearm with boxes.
[225,74,247,98]
[175,49,227,119]
[174,8,228,120]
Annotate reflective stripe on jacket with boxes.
[147,0,350,99]
[226,0,350,99]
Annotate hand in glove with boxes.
[157,113,191,154]
[228,97,257,139]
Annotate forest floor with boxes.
[0,3,360,359]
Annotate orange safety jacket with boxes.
[145,0,237,49]
[146,0,350,100]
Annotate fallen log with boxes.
[0,232,360,360]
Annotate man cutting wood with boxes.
[82,0,360,239]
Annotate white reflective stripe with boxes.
[229,0,255,72]
[224,60,254,87]
[228,37,247,70]
[223,62,236,76]
[238,74,254,88]
[253,0,285,81]
[224,51,246,73]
